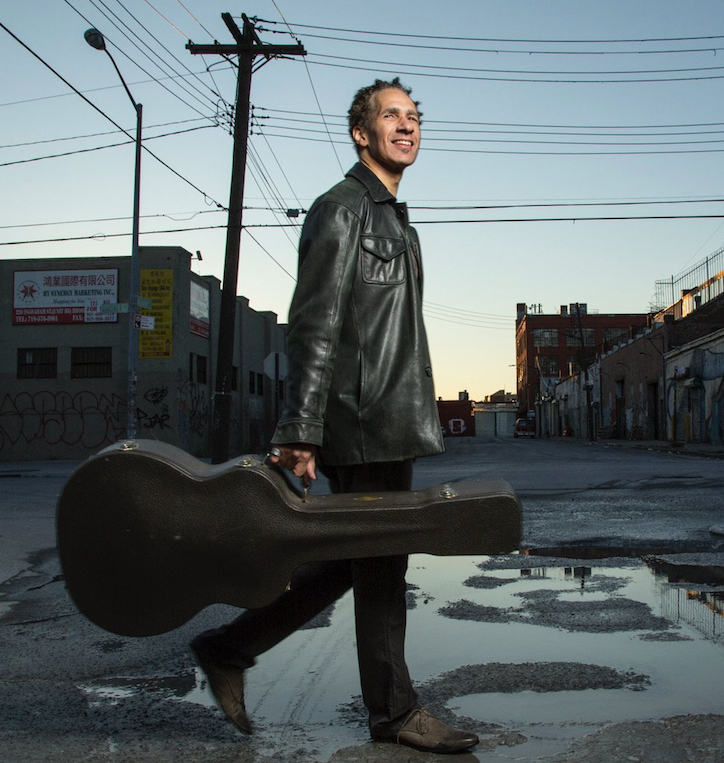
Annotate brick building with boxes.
[515,302,651,414]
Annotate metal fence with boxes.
[653,245,724,313]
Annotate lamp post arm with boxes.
[103,47,140,110]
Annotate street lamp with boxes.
[85,28,143,440]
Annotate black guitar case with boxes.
[56,439,522,637]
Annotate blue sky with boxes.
[3,1,724,400]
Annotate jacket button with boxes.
[425,366,432,377]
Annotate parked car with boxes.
[514,418,536,438]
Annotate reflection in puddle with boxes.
[76,554,724,762]
[406,554,724,760]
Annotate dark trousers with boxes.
[207,460,418,735]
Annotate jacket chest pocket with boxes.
[360,236,407,285]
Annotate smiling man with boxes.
[191,79,479,754]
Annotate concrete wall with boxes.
[1,249,285,461]
[665,328,724,445]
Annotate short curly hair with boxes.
[348,78,422,155]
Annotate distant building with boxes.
[437,392,475,436]
[514,302,650,414]
[1,247,285,461]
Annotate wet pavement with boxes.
[1,437,723,762]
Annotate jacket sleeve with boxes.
[271,199,361,447]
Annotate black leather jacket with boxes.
[272,163,444,465]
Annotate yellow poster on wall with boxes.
[140,268,173,358]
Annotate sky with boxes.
[3,0,724,401]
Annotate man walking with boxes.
[191,78,479,755]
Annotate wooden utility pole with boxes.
[188,13,305,463]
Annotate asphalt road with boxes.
[1,437,723,762]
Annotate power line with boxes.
[263,25,724,58]
[0,206,296,232]
[309,51,724,78]
[0,124,214,167]
[63,0,220,117]
[0,19,226,209]
[112,0,226,102]
[296,55,724,84]
[256,18,724,48]
[254,120,724,147]
[154,0,226,99]
[254,105,724,132]
[4,197,721,234]
[6,212,724,248]
[423,300,515,328]
[422,308,515,330]
[256,112,724,138]
[0,67,235,110]
[253,129,724,155]
[410,198,724,211]
[243,228,297,281]
[413,214,724,224]
[268,1,344,174]
[0,115,215,148]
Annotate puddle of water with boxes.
[406,554,724,761]
[78,553,724,762]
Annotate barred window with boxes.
[566,328,596,347]
[17,348,57,379]
[533,329,559,347]
[71,347,112,379]
[538,356,559,376]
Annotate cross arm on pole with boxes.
[186,42,306,56]
[187,13,306,59]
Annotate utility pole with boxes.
[574,303,595,441]
[188,13,305,463]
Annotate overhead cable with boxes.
[0,20,225,209]
[254,18,724,47]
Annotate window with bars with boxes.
[538,356,559,376]
[71,347,112,378]
[566,328,596,347]
[533,329,559,347]
[17,348,57,379]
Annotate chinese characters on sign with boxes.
[13,269,119,325]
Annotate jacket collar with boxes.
[346,162,396,203]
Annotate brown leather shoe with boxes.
[393,708,478,754]
[191,635,252,734]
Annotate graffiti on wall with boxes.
[0,390,125,452]
[0,378,211,454]
[175,371,209,449]
[137,387,172,431]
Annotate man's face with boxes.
[353,88,420,176]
